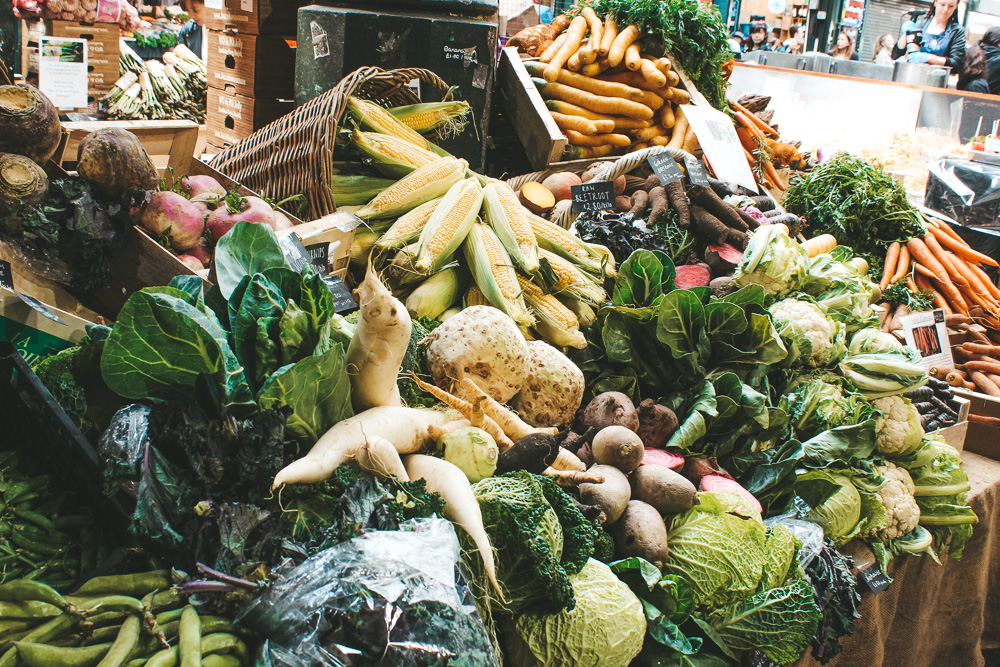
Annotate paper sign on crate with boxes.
[39,36,87,110]
[680,104,758,192]
[899,308,954,370]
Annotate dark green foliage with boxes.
[883,281,935,311]
[803,540,860,664]
[783,154,925,272]
[398,318,438,408]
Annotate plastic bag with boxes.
[925,158,1000,227]
[97,403,150,496]
[764,514,825,570]
[241,518,498,667]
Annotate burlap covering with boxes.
[796,451,1000,667]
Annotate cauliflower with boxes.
[848,328,903,355]
[769,298,845,367]
[872,395,924,456]
[734,225,809,295]
[871,462,920,539]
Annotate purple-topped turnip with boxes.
[180,174,226,199]
[177,254,205,271]
[206,193,277,243]
[140,191,207,253]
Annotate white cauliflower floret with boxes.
[770,298,834,366]
[869,331,903,352]
[848,328,903,355]
[872,462,919,539]
[872,395,924,455]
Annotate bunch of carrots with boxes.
[878,220,1000,333]
[731,100,790,192]
[930,332,1000,399]
[511,8,695,159]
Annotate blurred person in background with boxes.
[958,26,1000,93]
[177,0,205,58]
[743,21,772,52]
[873,34,896,64]
[829,30,859,60]
[892,0,966,70]
[779,25,806,53]
[729,31,745,53]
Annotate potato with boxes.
[613,175,626,195]
[610,500,670,567]
[630,464,699,515]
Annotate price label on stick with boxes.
[322,275,358,314]
[570,181,616,213]
[859,564,891,594]
[648,153,684,185]
[305,242,330,277]
[686,159,710,186]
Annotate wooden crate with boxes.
[20,19,120,108]
[930,395,970,452]
[202,0,306,36]
[206,87,294,150]
[205,29,296,99]
[497,47,565,171]
[954,388,1000,460]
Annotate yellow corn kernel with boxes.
[348,97,431,149]
[527,212,609,277]
[414,178,484,273]
[405,268,462,320]
[376,197,442,250]
[483,180,540,274]
[465,284,489,308]
[539,249,607,305]
[463,222,534,326]
[388,101,472,134]
[356,157,466,220]
[517,275,586,349]
[354,131,438,167]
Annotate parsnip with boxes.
[403,454,504,598]
[358,436,409,481]
[272,406,448,487]
[346,264,411,412]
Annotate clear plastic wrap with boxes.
[764,514,825,570]
[240,518,498,667]
[97,403,150,495]
[925,158,1000,227]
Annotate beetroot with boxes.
[674,263,711,289]
[699,474,762,514]
[177,254,205,271]
[641,448,684,470]
[704,243,743,277]
[140,191,207,253]
[180,174,226,199]
[636,399,678,448]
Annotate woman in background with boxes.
[873,34,896,65]
[829,31,859,60]
[177,0,205,59]
[743,21,772,52]
[892,0,966,70]
[959,26,1000,94]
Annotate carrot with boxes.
[624,43,643,71]
[639,58,667,87]
[931,290,953,315]
[954,256,1000,306]
[763,159,784,191]
[969,262,1000,300]
[539,33,568,63]
[550,112,599,135]
[947,313,974,327]
[595,70,669,93]
[598,16,617,57]
[963,342,1000,356]
[544,16,588,82]
[735,111,766,141]
[929,225,1000,267]
[682,125,699,154]
[890,246,910,283]
[963,360,1000,375]
[525,62,647,103]
[659,103,675,129]
[634,125,667,142]
[564,129,631,147]
[907,237,968,312]
[945,371,967,386]
[880,242,900,290]
[638,90,665,111]
[880,304,893,332]
[970,372,1000,397]
[566,43,587,71]
[631,141,649,151]
[913,262,936,279]
[650,135,670,147]
[970,329,992,344]
[670,87,692,105]
[970,413,1000,427]
[608,24,640,67]
[655,57,672,72]
[925,234,970,287]
[581,7,603,57]
[736,125,758,153]
[732,101,779,136]
[581,58,611,77]
[668,111,688,150]
[533,78,654,120]
[906,276,919,292]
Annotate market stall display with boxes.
[101,42,206,123]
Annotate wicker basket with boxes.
[208,67,450,221]
[508,146,695,229]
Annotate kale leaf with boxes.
[803,540,861,664]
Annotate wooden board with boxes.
[205,29,295,99]
[932,395,971,452]
[498,47,565,170]
[954,388,1000,460]
[60,119,200,174]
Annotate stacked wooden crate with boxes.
[202,0,299,151]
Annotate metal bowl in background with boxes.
[892,61,951,87]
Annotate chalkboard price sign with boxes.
[648,153,684,185]
[0,260,12,291]
[570,181,616,213]
[686,159,710,186]
[859,564,891,594]
[322,275,358,314]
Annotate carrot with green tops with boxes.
[890,246,910,283]
[928,225,1000,267]
[608,24,640,67]
[880,242,900,290]
[908,237,968,312]
[735,112,766,141]
[733,101,779,136]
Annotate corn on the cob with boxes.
[352,131,440,178]
[483,180,540,274]
[348,96,432,150]
[539,249,607,305]
[518,275,586,349]
[386,242,425,291]
[376,197,443,251]
[413,178,484,273]
[355,158,467,220]
[331,173,397,206]
[350,230,380,267]
[388,101,473,137]
[440,306,462,321]
[559,296,597,328]
[463,222,534,326]
[528,212,611,276]
[465,284,490,308]
[405,267,463,320]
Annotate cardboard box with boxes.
[294,4,497,172]
[20,19,121,108]
[0,288,93,366]
[205,29,296,98]
[955,388,1000,460]
[499,0,538,37]
[206,87,294,150]
[202,0,309,36]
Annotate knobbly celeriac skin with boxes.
[512,341,585,428]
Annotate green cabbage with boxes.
[779,371,876,437]
[910,442,977,559]
[804,475,862,545]
[734,225,809,295]
[505,559,645,667]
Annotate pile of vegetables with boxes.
[102,43,207,123]
[13,0,140,30]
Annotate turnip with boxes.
[403,454,503,598]
[272,406,451,487]
[357,435,409,482]
[629,464,699,515]
[180,174,225,199]
[272,209,296,231]
[176,254,204,272]
[424,305,530,403]
[579,392,639,433]
[591,425,644,473]
[140,190,207,253]
[346,265,411,412]
[511,341,585,428]
[579,464,631,524]
[188,239,212,267]
[610,500,669,568]
[206,194,277,241]
[439,426,498,483]
[635,399,678,449]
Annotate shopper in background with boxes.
[891,0,967,70]
[829,31,859,60]
[177,0,205,59]
[873,34,896,64]
[743,21,772,52]
[958,26,1000,93]
[728,31,746,53]
[779,25,805,54]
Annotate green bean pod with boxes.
[198,635,247,661]
[88,624,125,644]
[178,607,200,667]
[0,601,62,619]
[11,510,55,533]
[145,647,178,667]
[15,642,116,667]
[97,615,140,667]
[75,573,172,600]
[153,609,184,626]
[73,596,145,616]
[0,580,69,609]
[200,655,240,667]
[0,614,79,667]
[149,591,182,614]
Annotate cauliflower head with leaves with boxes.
[872,395,924,456]
[770,298,846,367]
[848,328,904,356]
[734,225,809,295]
[869,462,920,540]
